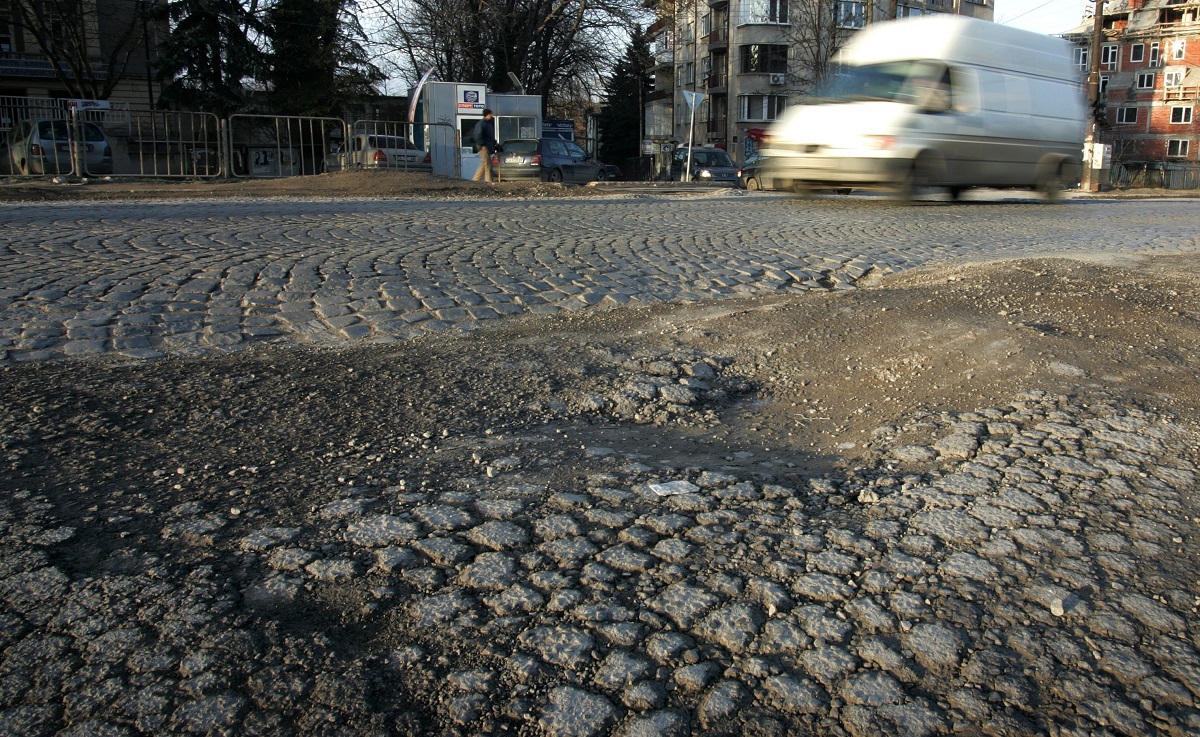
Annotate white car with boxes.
[324,134,431,172]
[7,119,113,176]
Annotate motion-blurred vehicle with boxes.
[7,119,113,175]
[670,146,739,184]
[496,138,612,183]
[762,15,1085,201]
[324,134,431,172]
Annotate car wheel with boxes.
[548,169,563,183]
[948,186,965,200]
[836,188,853,195]
[746,177,761,191]
[1037,164,1066,203]
[893,157,930,202]
[596,169,608,182]
[18,159,29,176]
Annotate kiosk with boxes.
[409,81,542,179]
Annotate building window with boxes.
[1167,139,1190,158]
[1171,39,1186,61]
[1117,107,1137,124]
[1166,69,1184,87]
[1100,75,1110,96]
[738,94,787,121]
[1102,44,1118,70]
[0,23,13,56]
[1130,43,1145,63]
[1137,72,1155,89]
[835,1,865,29]
[1150,42,1160,66]
[739,0,789,25]
[1171,106,1193,124]
[739,44,787,74]
[1073,47,1088,71]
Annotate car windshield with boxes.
[503,140,537,153]
[815,60,948,105]
[691,151,733,167]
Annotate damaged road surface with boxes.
[2,249,1200,736]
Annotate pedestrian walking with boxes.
[472,110,500,183]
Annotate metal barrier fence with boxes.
[227,114,345,178]
[1109,161,1200,190]
[121,110,223,178]
[2,96,462,181]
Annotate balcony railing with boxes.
[0,53,109,80]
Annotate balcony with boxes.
[703,73,726,92]
[0,53,109,80]
[1164,85,1199,100]
[706,26,728,48]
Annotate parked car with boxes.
[7,119,113,175]
[738,155,772,190]
[496,138,612,183]
[324,134,431,172]
[670,146,738,184]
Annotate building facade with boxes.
[644,0,994,171]
[0,0,162,111]
[1066,0,1200,167]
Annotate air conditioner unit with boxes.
[769,74,786,85]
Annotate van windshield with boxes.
[815,60,949,107]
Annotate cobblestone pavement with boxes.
[1,190,1197,365]
[2,190,1200,737]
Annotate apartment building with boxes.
[0,0,161,110]
[644,0,994,171]
[1066,0,1200,166]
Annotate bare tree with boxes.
[365,0,647,112]
[9,0,152,99]
[782,0,856,98]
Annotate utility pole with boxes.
[1082,0,1105,191]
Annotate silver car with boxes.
[324,134,431,172]
[7,119,113,175]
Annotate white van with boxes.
[762,15,1086,201]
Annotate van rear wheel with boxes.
[791,181,813,198]
[1038,165,1066,203]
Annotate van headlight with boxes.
[863,135,895,150]
[699,170,712,178]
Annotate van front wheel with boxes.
[894,160,929,202]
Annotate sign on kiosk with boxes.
[457,85,486,112]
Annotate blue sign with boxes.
[542,119,574,141]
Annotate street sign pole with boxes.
[681,90,706,182]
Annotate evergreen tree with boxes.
[264,0,384,118]
[596,27,651,177]
[154,0,266,116]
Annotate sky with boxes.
[994,0,1094,35]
